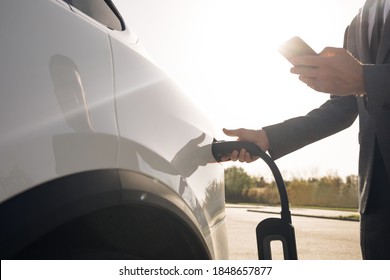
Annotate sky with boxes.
[114,0,366,180]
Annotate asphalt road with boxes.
[226,206,361,260]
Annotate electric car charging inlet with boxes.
[212,141,298,260]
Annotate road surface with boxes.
[226,206,361,260]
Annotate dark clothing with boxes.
[360,138,390,260]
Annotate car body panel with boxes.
[0,0,228,259]
[0,0,118,202]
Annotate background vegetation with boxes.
[224,167,358,209]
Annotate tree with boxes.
[224,167,253,202]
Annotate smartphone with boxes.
[278,36,317,64]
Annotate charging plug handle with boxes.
[212,141,292,223]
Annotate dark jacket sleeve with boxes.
[263,95,358,160]
[364,64,390,113]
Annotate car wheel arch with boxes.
[0,169,211,259]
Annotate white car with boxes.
[0,0,228,259]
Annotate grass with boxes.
[231,202,358,212]
[230,202,360,221]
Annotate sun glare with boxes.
[174,0,365,179]
[120,0,365,179]
[183,1,330,127]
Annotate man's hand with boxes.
[222,128,270,163]
[290,47,365,96]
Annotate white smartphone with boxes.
[278,36,317,64]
